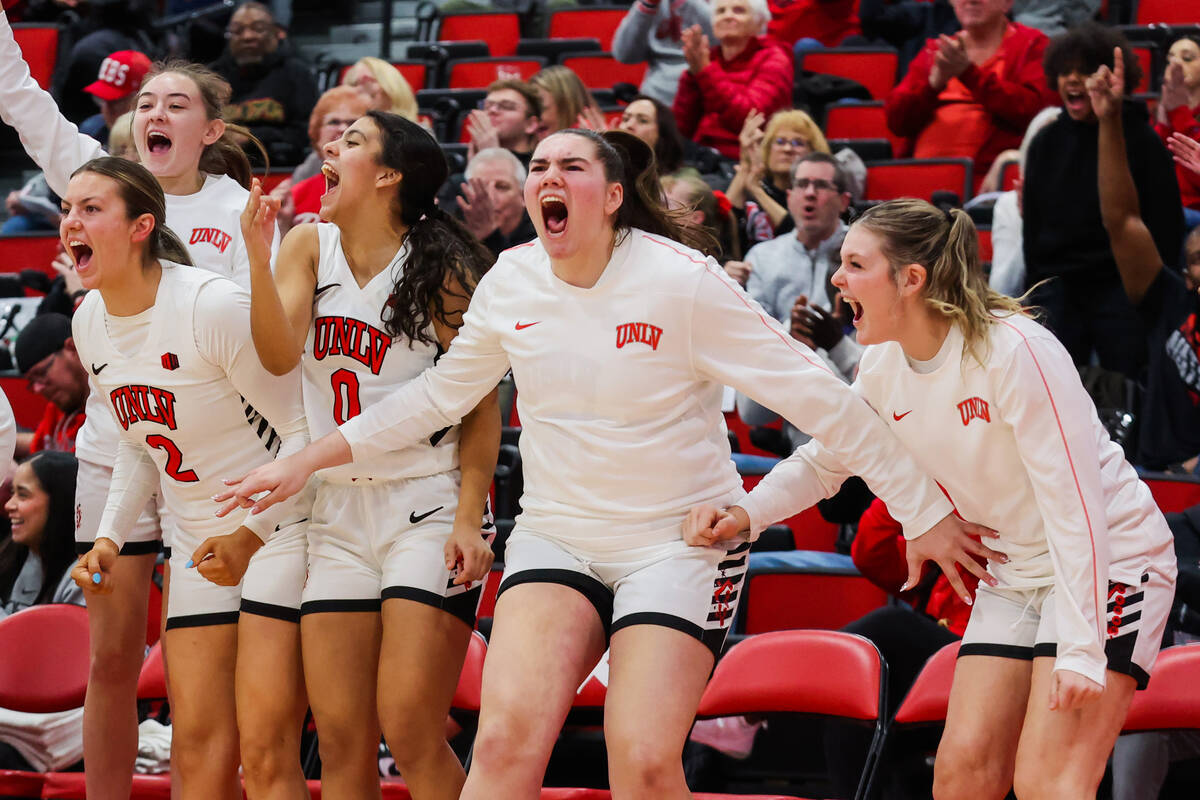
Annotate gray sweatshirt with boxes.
[612,0,714,107]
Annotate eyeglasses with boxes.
[482,100,525,114]
[24,352,58,388]
[226,21,276,37]
[793,178,838,192]
[773,137,809,149]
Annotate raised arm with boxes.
[1091,48,1162,305]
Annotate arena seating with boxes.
[1135,0,1197,25]
[560,54,646,90]
[865,158,975,204]
[1122,644,1200,732]
[10,24,58,91]
[736,551,889,634]
[796,48,900,100]
[546,7,628,52]
[891,641,959,729]
[446,56,545,89]
[1142,473,1200,513]
[823,101,909,163]
[437,10,521,57]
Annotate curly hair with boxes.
[1043,22,1142,95]
[367,111,494,346]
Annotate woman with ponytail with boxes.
[238,109,498,799]
[220,127,997,797]
[0,10,288,796]
[64,156,312,800]
[714,196,1177,798]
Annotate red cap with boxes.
[84,51,152,101]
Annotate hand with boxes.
[1048,669,1104,712]
[1168,132,1200,176]
[213,453,313,517]
[1085,47,1125,122]
[444,524,495,586]
[457,176,499,241]
[723,260,752,286]
[577,105,609,132]
[791,295,846,352]
[901,513,1006,605]
[682,504,749,547]
[72,538,119,594]
[682,25,710,75]
[4,190,18,214]
[929,33,968,90]
[738,109,765,166]
[1162,61,1190,113]
[188,527,263,586]
[465,109,499,158]
[240,178,279,270]
[51,248,84,296]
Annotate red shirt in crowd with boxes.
[767,0,860,48]
[851,497,975,636]
[673,35,793,160]
[31,404,84,454]
[884,22,1056,192]
[1154,104,1200,210]
[290,173,325,227]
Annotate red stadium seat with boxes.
[738,552,889,633]
[697,630,887,800]
[137,642,168,703]
[447,56,545,89]
[252,170,290,193]
[1131,44,1154,94]
[1136,0,1198,25]
[0,232,62,278]
[865,158,974,203]
[0,375,50,430]
[41,772,171,799]
[823,101,908,160]
[11,23,58,90]
[1123,644,1200,731]
[452,631,488,713]
[547,7,628,52]
[797,48,899,100]
[560,53,647,89]
[439,11,521,57]
[977,226,993,263]
[998,158,1020,191]
[475,565,503,621]
[0,604,89,713]
[892,641,959,726]
[741,473,838,551]
[1142,472,1200,513]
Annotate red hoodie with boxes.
[1155,104,1200,210]
[673,36,793,160]
[767,0,860,48]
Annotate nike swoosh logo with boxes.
[91,363,107,375]
[315,283,341,297]
[514,321,541,330]
[892,410,912,421]
[409,506,444,524]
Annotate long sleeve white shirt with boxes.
[340,229,953,549]
[740,315,1176,685]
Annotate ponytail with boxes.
[152,224,193,266]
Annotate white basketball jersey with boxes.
[74,265,280,533]
[302,224,459,482]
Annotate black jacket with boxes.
[208,47,318,167]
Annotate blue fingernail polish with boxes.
[185,559,194,568]
[92,573,101,584]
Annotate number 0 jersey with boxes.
[302,223,459,483]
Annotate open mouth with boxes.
[321,163,340,197]
[844,297,863,323]
[540,195,568,236]
[1063,88,1089,114]
[68,239,93,270]
[146,131,172,156]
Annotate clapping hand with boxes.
[682,25,711,75]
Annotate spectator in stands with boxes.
[988,105,1059,297]
[531,65,602,139]
[1011,0,1099,37]
[618,95,685,174]
[663,172,740,259]
[53,0,158,126]
[464,79,542,166]
[1096,49,1200,471]
[0,451,80,620]
[725,107,829,248]
[612,0,714,107]
[341,56,419,121]
[673,0,792,160]
[1154,35,1200,228]
[859,0,960,72]
[2,172,59,234]
[12,314,89,459]
[884,0,1058,194]
[78,49,151,147]
[209,0,318,166]
[1024,24,1183,379]
[457,147,535,257]
[105,110,135,161]
[735,153,859,451]
[766,0,861,51]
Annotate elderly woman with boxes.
[672,0,792,160]
[291,85,371,183]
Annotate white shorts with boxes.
[165,514,309,630]
[498,528,751,657]
[959,572,1173,689]
[301,471,493,628]
[74,458,168,556]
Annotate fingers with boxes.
[712,514,743,542]
[900,548,924,593]
[953,552,997,588]
[1112,46,1124,85]
[188,538,217,570]
[939,560,975,606]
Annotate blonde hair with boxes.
[531,66,597,133]
[108,111,137,161]
[344,57,418,122]
[853,199,1027,364]
[760,109,830,170]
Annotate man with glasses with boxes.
[734,152,860,451]
[12,313,90,457]
[465,79,543,166]
[209,0,317,166]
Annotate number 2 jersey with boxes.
[72,264,309,548]
[301,223,459,483]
